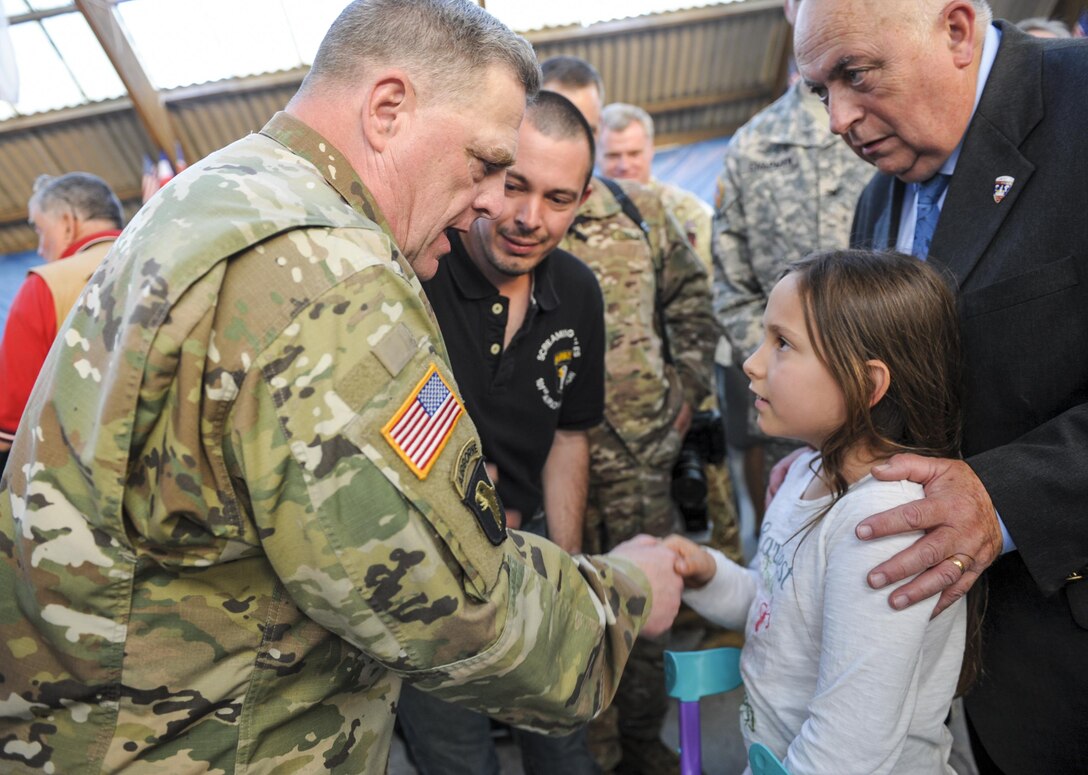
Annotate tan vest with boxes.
[28,237,115,329]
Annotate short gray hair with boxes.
[912,0,992,41]
[600,103,654,142]
[972,0,993,27]
[303,0,539,104]
[1016,16,1071,38]
[29,173,123,228]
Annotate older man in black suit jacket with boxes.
[794,1,1087,772]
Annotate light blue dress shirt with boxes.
[894,23,1015,553]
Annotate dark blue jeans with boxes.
[397,683,600,775]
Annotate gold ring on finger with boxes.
[949,557,967,575]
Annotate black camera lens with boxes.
[672,448,708,531]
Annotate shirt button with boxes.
[490,343,501,355]
[491,303,504,315]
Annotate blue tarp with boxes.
[0,250,41,332]
[652,134,731,206]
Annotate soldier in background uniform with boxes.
[543,57,719,775]
[599,101,741,567]
[0,3,683,774]
[713,0,872,513]
[598,102,714,269]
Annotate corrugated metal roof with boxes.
[0,0,1069,254]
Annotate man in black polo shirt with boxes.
[397,92,605,775]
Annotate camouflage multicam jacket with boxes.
[0,113,651,774]
[712,80,874,366]
[561,178,718,478]
[649,179,714,273]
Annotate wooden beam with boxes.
[163,69,306,106]
[0,97,132,136]
[655,125,744,148]
[524,0,782,44]
[74,0,184,166]
[642,86,775,116]
[8,5,77,25]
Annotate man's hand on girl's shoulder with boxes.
[859,454,1002,617]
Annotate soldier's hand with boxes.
[609,535,683,638]
[662,534,717,589]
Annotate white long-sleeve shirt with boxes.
[684,450,966,774]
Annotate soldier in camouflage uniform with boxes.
[654,182,714,270]
[0,4,685,773]
[546,50,719,775]
[713,81,873,368]
[599,101,740,565]
[565,174,717,775]
[598,102,715,269]
[562,179,716,555]
[712,0,873,508]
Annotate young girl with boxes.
[667,250,969,774]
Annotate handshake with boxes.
[607,533,718,638]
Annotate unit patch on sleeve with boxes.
[451,439,507,545]
[381,363,464,479]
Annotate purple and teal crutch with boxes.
[664,647,789,774]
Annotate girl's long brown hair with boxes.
[790,250,962,493]
[786,249,981,693]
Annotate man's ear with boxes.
[363,70,414,153]
[866,359,891,408]
[945,1,979,69]
[60,209,76,240]
[578,182,593,207]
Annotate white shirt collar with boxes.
[896,23,1002,254]
[941,23,1002,176]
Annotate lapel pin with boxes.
[993,175,1015,203]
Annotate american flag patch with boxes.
[382,364,464,479]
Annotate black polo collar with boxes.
[444,231,560,311]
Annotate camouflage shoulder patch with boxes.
[451,439,506,545]
[451,439,482,499]
[373,322,418,377]
[464,458,506,546]
[381,363,463,479]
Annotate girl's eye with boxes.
[776,336,791,351]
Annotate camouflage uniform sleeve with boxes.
[690,200,715,274]
[231,252,649,732]
[653,205,718,409]
[713,143,766,366]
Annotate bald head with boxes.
[794,0,988,183]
